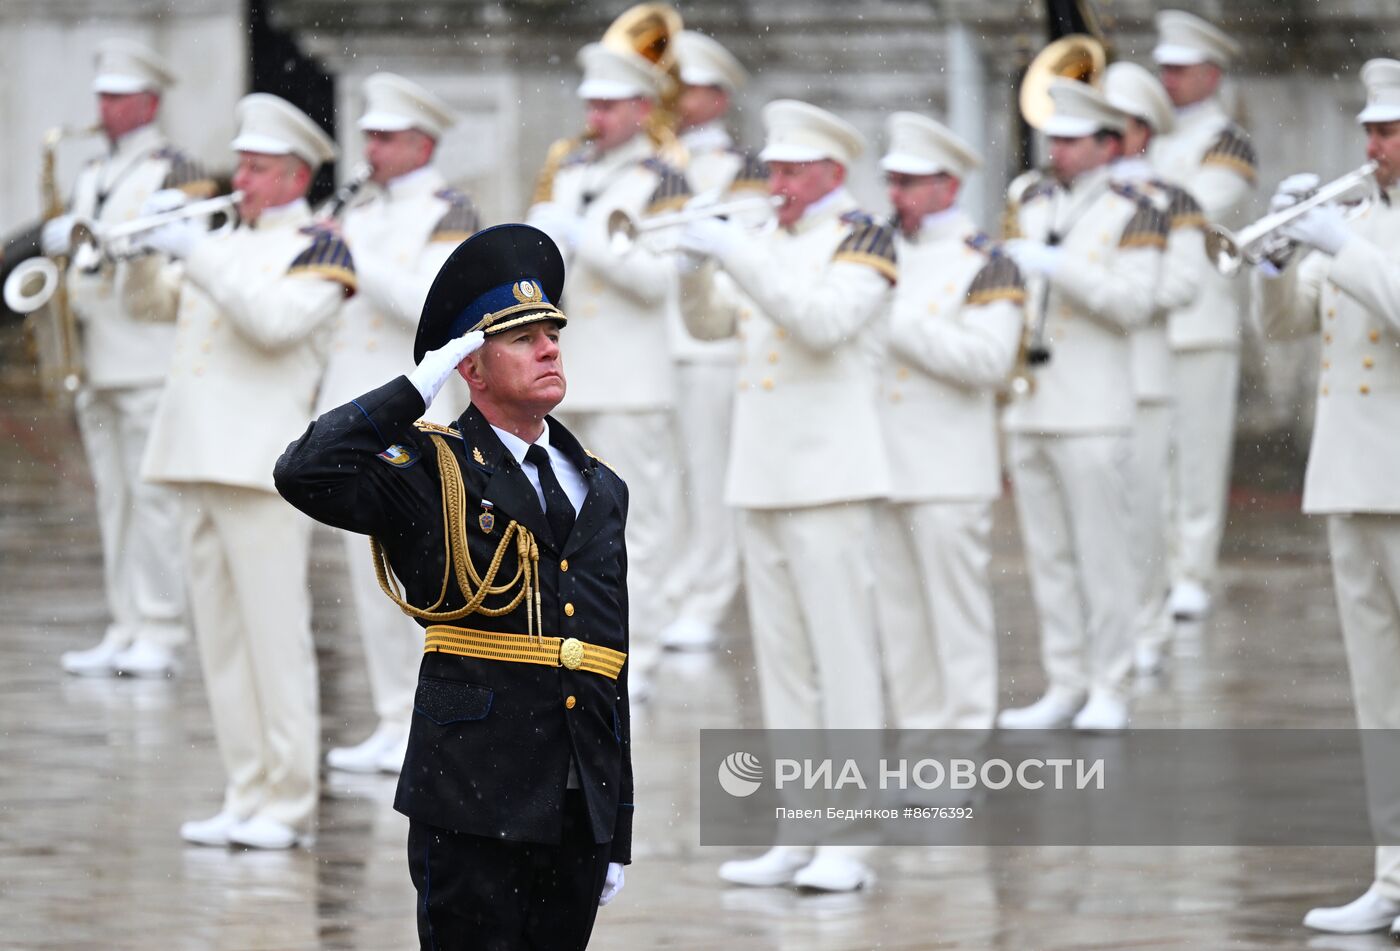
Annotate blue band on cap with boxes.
[448,278,555,338]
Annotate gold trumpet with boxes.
[530,3,684,205]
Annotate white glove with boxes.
[408,331,486,408]
[140,188,190,217]
[1269,173,1320,214]
[1003,239,1063,279]
[139,216,202,260]
[1281,202,1351,256]
[598,862,625,907]
[674,217,742,261]
[40,214,78,257]
[529,202,583,253]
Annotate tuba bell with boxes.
[1018,34,1108,130]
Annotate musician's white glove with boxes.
[1003,239,1062,279]
[598,862,625,907]
[1281,203,1351,257]
[140,188,190,217]
[1269,173,1321,214]
[40,214,78,257]
[140,216,202,260]
[675,217,742,262]
[529,202,583,253]
[408,331,486,408]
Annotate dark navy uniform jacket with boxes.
[273,375,634,862]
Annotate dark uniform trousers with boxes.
[274,376,633,950]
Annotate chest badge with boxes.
[376,443,420,468]
[479,499,496,534]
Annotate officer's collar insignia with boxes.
[376,443,420,468]
[472,446,486,465]
[512,280,543,304]
[479,499,495,534]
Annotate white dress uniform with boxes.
[1000,83,1168,725]
[1257,60,1400,931]
[315,73,479,771]
[527,46,690,674]
[143,95,351,845]
[58,43,205,676]
[1149,11,1257,612]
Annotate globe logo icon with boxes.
[718,751,764,798]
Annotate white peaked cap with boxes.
[231,93,338,168]
[676,31,747,92]
[759,100,866,166]
[880,111,981,177]
[92,39,175,94]
[1104,62,1175,135]
[1153,10,1241,68]
[1042,79,1130,138]
[1358,59,1400,124]
[576,43,664,101]
[359,72,458,139]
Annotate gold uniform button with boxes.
[560,559,569,572]
[896,367,910,381]
[564,602,575,617]
[768,351,779,364]
[565,696,577,710]
[1324,333,1333,344]
[1361,385,1371,395]
[890,391,902,403]
[1370,330,1382,343]
[1364,357,1375,369]
[738,380,750,391]
[1327,308,1337,319]
[1321,386,1330,396]
[1322,360,1331,370]
[775,326,788,340]
[926,302,940,315]
[944,282,955,294]
[761,377,774,391]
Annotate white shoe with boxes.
[112,641,179,677]
[997,689,1086,729]
[1134,643,1164,676]
[228,816,304,850]
[1168,580,1211,621]
[1071,691,1130,731]
[1304,886,1400,933]
[660,616,718,652]
[180,810,244,847]
[326,722,407,773]
[60,628,129,677]
[376,730,410,774]
[791,854,875,893]
[719,846,813,887]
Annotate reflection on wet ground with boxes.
[0,383,1386,950]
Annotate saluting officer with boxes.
[53,40,210,678]
[658,30,767,653]
[1150,9,1257,621]
[528,43,691,695]
[276,225,632,949]
[998,81,1167,731]
[1102,63,1207,674]
[140,94,353,849]
[873,112,1024,731]
[677,100,895,892]
[317,72,480,776]
[1252,60,1400,938]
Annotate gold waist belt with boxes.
[424,625,627,681]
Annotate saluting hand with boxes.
[407,330,486,409]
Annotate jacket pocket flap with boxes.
[415,677,493,725]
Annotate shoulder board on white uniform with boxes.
[1111,181,1170,212]
[430,187,481,244]
[290,229,357,294]
[1201,124,1257,183]
[155,146,219,199]
[641,157,692,215]
[963,233,1027,307]
[1151,180,1206,231]
[727,148,769,193]
[834,210,898,283]
[1109,187,1171,251]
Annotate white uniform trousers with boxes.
[1327,514,1400,900]
[1132,402,1174,653]
[558,410,682,672]
[663,361,741,628]
[1008,433,1136,700]
[872,500,997,729]
[74,385,186,650]
[1168,348,1239,590]
[337,527,423,728]
[182,484,319,831]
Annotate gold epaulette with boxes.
[1163,184,1207,232]
[834,213,897,283]
[430,188,482,243]
[1118,202,1171,252]
[414,420,463,439]
[643,158,692,216]
[1202,125,1258,183]
[965,255,1028,308]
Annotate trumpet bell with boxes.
[607,209,641,256]
[1020,34,1107,130]
[1203,227,1243,278]
[4,257,60,315]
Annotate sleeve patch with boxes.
[834,212,898,282]
[643,159,693,216]
[430,188,481,243]
[965,253,1027,307]
[1118,202,1171,251]
[376,443,421,468]
[1202,126,1257,183]
[290,231,357,294]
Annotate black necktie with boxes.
[525,444,576,545]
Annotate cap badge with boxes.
[512,280,543,304]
